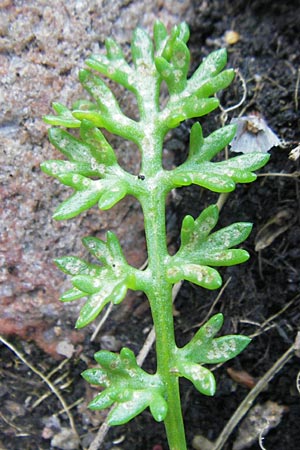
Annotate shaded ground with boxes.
[1,1,300,449]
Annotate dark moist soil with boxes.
[1,1,300,449]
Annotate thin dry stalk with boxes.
[0,335,79,439]
[213,337,298,450]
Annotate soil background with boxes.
[1,1,300,450]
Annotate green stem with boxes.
[140,186,187,450]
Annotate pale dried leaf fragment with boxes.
[232,401,286,450]
[294,331,300,358]
[289,144,300,161]
[254,209,295,251]
[230,114,281,154]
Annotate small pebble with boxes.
[224,30,240,45]
[56,340,75,358]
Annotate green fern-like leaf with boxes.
[166,205,252,289]
[173,314,251,395]
[169,122,270,192]
[54,232,139,328]
[82,348,167,424]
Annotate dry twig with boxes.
[0,335,79,439]
[212,333,299,450]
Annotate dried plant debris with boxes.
[295,331,300,358]
[254,209,295,252]
[289,144,300,161]
[226,367,256,389]
[232,401,286,450]
[230,114,281,154]
[50,427,80,450]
